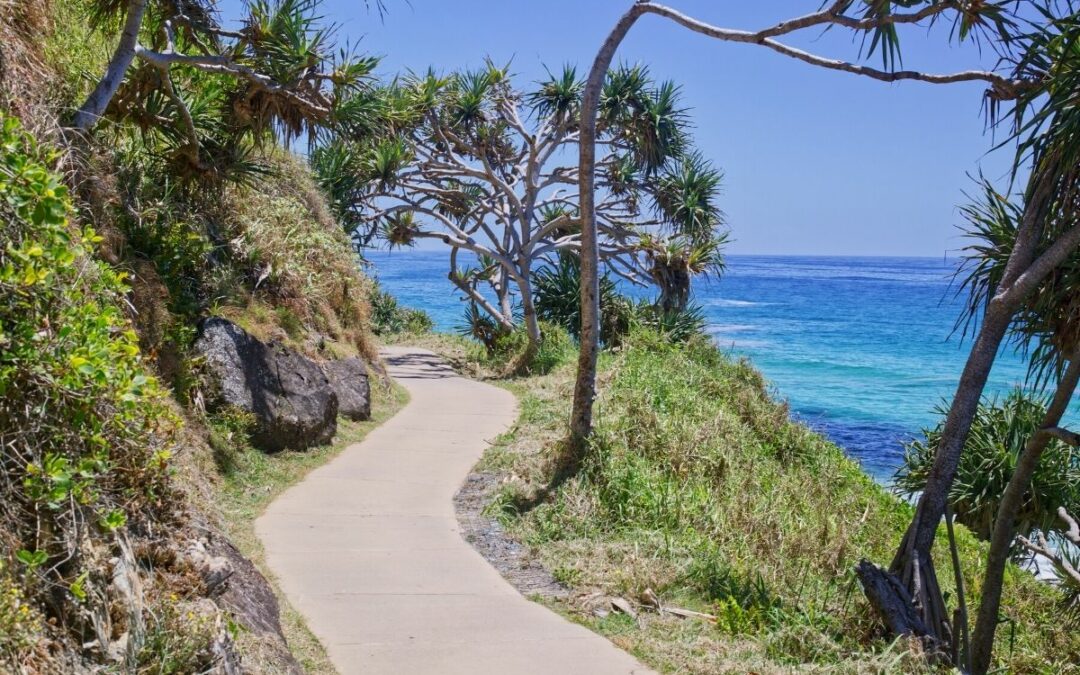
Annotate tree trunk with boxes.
[498,267,513,319]
[518,272,542,366]
[652,264,690,313]
[72,0,148,131]
[570,2,648,449]
[969,354,1080,675]
[885,166,1062,646]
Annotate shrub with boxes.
[371,281,434,335]
[0,115,178,662]
[895,388,1080,542]
[631,302,708,343]
[533,256,634,346]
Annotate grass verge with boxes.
[420,330,1079,674]
[208,378,409,673]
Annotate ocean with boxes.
[368,250,1041,481]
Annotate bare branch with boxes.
[637,2,1032,100]
[1017,529,1080,587]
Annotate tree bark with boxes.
[854,560,932,638]
[888,166,1062,643]
[73,0,148,131]
[570,2,648,448]
[652,264,690,313]
[517,268,542,366]
[969,354,1080,675]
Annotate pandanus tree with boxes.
[950,171,1080,672]
[72,0,379,176]
[570,1,1078,670]
[314,61,727,360]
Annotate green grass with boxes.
[422,330,1079,674]
[208,379,409,673]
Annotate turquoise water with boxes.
[368,250,1043,480]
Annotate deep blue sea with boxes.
[368,250,1044,480]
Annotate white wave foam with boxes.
[711,298,761,307]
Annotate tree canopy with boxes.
[313,60,728,354]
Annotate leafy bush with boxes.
[0,559,40,659]
[533,257,707,347]
[457,312,574,376]
[109,147,376,363]
[523,322,575,375]
[631,302,708,343]
[533,256,631,346]
[895,388,1080,541]
[0,115,179,662]
[371,281,434,335]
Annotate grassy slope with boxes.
[420,331,1077,674]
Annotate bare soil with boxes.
[453,471,568,599]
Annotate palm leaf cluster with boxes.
[100,0,378,182]
[533,256,632,345]
[953,8,1080,382]
[841,0,1018,70]
[896,389,1080,542]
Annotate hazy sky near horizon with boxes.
[219,1,1022,256]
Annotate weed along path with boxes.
[256,346,653,674]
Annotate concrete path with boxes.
[256,346,652,674]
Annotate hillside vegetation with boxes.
[449,332,1078,673]
[0,0,382,671]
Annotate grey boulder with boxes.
[195,317,337,452]
[323,357,371,421]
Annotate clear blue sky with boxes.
[219,1,1019,256]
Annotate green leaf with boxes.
[16,549,47,570]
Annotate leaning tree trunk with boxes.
[969,354,1080,675]
[877,166,1063,651]
[72,0,148,130]
[570,2,648,450]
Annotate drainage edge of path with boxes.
[453,470,569,599]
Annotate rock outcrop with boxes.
[323,357,371,421]
[195,317,337,452]
[206,536,302,675]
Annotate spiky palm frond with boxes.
[652,151,724,239]
[848,1,1016,71]
[435,180,486,222]
[310,139,367,227]
[457,302,509,354]
[381,211,419,248]
[599,63,649,128]
[362,137,412,189]
[895,389,1080,543]
[604,153,640,198]
[528,64,583,124]
[603,73,687,174]
[446,65,504,131]
[640,233,727,278]
[954,175,1080,385]
[533,255,625,344]
[633,302,707,343]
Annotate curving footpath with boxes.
[256,346,653,674]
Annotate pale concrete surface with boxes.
[256,346,653,674]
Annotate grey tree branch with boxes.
[1017,528,1080,587]
[638,2,1031,99]
[73,0,149,130]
